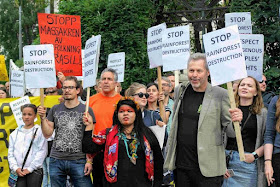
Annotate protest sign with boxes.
[9,96,31,126]
[23,44,56,89]
[150,125,166,149]
[225,12,252,34]
[240,34,264,81]
[203,25,247,86]
[147,23,166,69]
[83,35,101,88]
[9,59,19,71]
[38,13,82,76]
[162,25,190,72]
[107,52,125,82]
[203,25,247,161]
[10,70,24,97]
[0,96,60,187]
[0,55,8,82]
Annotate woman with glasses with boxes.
[8,104,47,187]
[125,82,165,127]
[82,97,163,187]
[222,77,267,187]
[146,83,171,124]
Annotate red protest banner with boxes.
[38,13,82,76]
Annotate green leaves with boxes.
[59,0,158,89]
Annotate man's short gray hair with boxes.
[154,77,171,87]
[187,53,208,71]
[101,68,118,82]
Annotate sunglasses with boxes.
[133,92,149,98]
[259,80,266,83]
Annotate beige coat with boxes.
[164,82,235,177]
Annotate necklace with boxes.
[119,131,139,165]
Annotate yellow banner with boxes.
[0,55,9,82]
[0,96,60,187]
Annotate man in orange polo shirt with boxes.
[88,68,121,187]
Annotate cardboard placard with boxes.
[203,25,247,86]
[147,23,167,68]
[225,12,252,34]
[38,13,82,76]
[162,25,190,72]
[23,44,56,89]
[107,52,125,82]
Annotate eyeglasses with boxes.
[62,86,77,90]
[162,83,170,87]
[259,80,266,83]
[133,92,149,98]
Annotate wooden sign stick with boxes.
[174,70,179,87]
[227,82,245,161]
[40,88,44,107]
[157,66,166,123]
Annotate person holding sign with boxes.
[147,83,171,124]
[125,82,164,127]
[164,53,242,186]
[223,76,267,187]
[38,76,95,187]
[8,104,47,187]
[88,68,121,187]
[82,97,163,187]
[264,95,280,186]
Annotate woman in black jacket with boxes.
[82,97,163,187]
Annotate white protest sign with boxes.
[149,125,166,149]
[9,96,31,126]
[76,49,85,81]
[162,25,190,72]
[83,35,101,88]
[23,44,56,89]
[147,23,166,68]
[225,12,252,34]
[240,34,264,81]
[107,52,125,82]
[203,25,247,86]
[10,70,24,97]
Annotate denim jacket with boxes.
[264,96,280,154]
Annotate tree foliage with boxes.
[58,0,158,89]
[230,0,280,93]
[0,0,46,71]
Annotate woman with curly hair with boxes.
[82,97,163,187]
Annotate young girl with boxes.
[8,104,47,187]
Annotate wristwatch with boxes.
[252,152,259,160]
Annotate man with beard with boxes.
[164,53,242,187]
[38,76,95,187]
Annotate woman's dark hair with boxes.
[113,97,158,149]
[21,104,37,114]
[0,87,9,98]
[147,82,158,90]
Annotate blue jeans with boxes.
[49,157,92,187]
[43,157,51,187]
[222,150,257,187]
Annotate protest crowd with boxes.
[0,10,278,187]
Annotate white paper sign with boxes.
[9,96,31,126]
[23,44,56,89]
[240,34,264,81]
[10,70,24,97]
[147,23,166,68]
[83,35,101,88]
[225,12,252,34]
[149,125,166,149]
[203,25,247,86]
[162,25,190,72]
[107,52,125,82]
